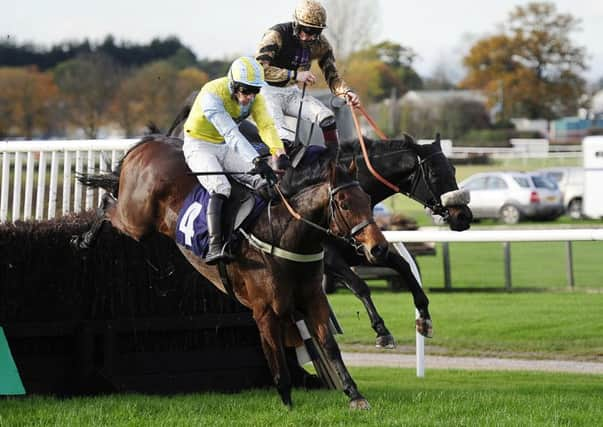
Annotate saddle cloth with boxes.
[175,182,267,258]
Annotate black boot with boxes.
[205,193,229,265]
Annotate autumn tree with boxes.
[0,66,58,138]
[110,62,209,135]
[460,2,587,120]
[53,53,123,138]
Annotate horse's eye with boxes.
[340,202,350,210]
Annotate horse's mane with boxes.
[338,133,417,161]
[105,134,183,196]
[279,146,342,197]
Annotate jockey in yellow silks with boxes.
[183,56,288,265]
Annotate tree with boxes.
[53,53,122,138]
[323,0,380,59]
[460,2,587,120]
[346,41,423,101]
[0,66,58,138]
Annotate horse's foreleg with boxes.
[253,307,292,408]
[325,254,395,348]
[70,193,116,250]
[385,251,433,338]
[307,299,370,410]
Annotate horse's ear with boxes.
[348,158,357,176]
[434,132,442,149]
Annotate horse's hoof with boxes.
[375,334,396,349]
[416,318,433,338]
[349,398,371,410]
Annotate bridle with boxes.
[276,180,374,252]
[404,151,450,221]
[349,104,451,221]
[328,181,375,252]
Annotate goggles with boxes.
[236,84,261,95]
[298,25,323,37]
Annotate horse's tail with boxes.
[76,171,120,196]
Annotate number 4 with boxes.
[179,202,203,247]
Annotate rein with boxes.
[241,180,373,262]
[349,104,447,216]
[275,182,373,248]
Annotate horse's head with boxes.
[280,145,389,264]
[327,165,389,264]
[411,137,473,231]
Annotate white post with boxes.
[12,152,23,221]
[48,151,59,219]
[35,151,47,220]
[393,242,425,378]
[24,152,34,219]
[63,151,72,216]
[1,152,9,222]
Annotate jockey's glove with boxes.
[250,157,278,186]
[275,154,291,170]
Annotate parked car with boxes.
[535,167,584,219]
[460,171,564,224]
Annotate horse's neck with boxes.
[349,145,418,205]
[255,183,330,252]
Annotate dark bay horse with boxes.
[165,94,473,347]
[76,134,388,409]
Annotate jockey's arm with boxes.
[201,92,259,162]
[250,94,285,159]
[316,41,360,107]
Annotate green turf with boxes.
[329,292,603,360]
[1,368,601,426]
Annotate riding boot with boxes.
[205,193,229,265]
[321,120,340,149]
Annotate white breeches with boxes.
[261,84,334,141]
[183,134,263,197]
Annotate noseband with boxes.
[405,151,450,221]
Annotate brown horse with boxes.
[76,134,388,409]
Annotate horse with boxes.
[164,94,473,347]
[321,135,473,347]
[74,134,388,409]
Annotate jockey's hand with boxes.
[297,70,316,85]
[250,157,278,186]
[276,154,291,170]
[345,91,360,108]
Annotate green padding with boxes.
[0,326,26,395]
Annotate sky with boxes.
[3,0,603,84]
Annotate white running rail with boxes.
[0,139,137,222]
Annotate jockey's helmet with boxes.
[294,0,327,29]
[228,56,266,93]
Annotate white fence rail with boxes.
[0,139,138,222]
[384,228,603,290]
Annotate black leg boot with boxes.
[205,193,229,265]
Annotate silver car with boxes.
[460,172,564,224]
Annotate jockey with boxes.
[183,56,289,265]
[255,0,360,155]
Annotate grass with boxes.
[415,241,603,290]
[1,368,601,426]
[329,291,603,360]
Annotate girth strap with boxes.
[240,229,324,263]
